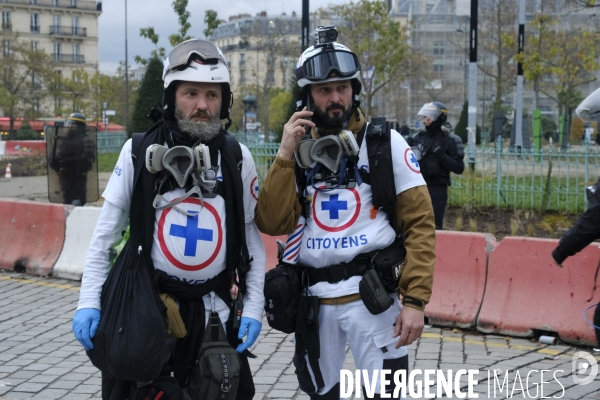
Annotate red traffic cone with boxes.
[4,163,11,179]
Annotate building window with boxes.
[433,42,444,56]
[30,0,37,4]
[433,64,444,73]
[72,43,80,62]
[31,41,39,51]
[70,0,77,7]
[54,42,61,61]
[239,53,245,66]
[240,70,246,84]
[30,14,40,33]
[53,0,59,6]
[2,11,11,31]
[54,70,62,89]
[3,40,11,57]
[266,69,274,83]
[72,16,79,35]
[33,98,40,112]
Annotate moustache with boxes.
[189,111,213,120]
[326,104,345,112]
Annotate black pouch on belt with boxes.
[371,236,407,293]
[359,269,394,315]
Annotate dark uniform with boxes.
[408,103,464,229]
[553,178,600,347]
[51,112,96,206]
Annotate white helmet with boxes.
[294,42,362,110]
[576,86,600,122]
[161,39,232,120]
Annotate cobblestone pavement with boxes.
[0,270,599,399]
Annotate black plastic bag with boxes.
[87,241,168,382]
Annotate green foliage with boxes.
[541,116,557,139]
[204,10,222,38]
[169,0,192,46]
[128,57,164,137]
[330,0,412,118]
[268,89,292,143]
[98,153,120,173]
[135,27,165,65]
[454,101,481,145]
[14,121,39,140]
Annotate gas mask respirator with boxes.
[294,130,360,190]
[145,144,217,216]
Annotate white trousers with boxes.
[300,296,408,396]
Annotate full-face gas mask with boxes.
[294,130,361,190]
[294,130,359,173]
[145,144,217,215]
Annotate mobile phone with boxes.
[232,296,243,330]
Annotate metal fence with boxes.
[244,139,600,214]
[99,132,600,213]
[97,131,128,154]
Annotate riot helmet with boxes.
[295,27,362,112]
[65,112,86,127]
[576,86,600,122]
[161,39,232,122]
[417,102,447,124]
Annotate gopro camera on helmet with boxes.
[315,26,338,45]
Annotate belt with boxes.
[320,293,361,305]
[302,254,371,287]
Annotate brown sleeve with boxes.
[254,155,303,236]
[394,185,436,311]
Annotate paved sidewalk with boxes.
[0,270,599,399]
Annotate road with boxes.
[0,271,599,399]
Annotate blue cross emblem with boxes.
[321,194,347,220]
[410,153,419,168]
[169,211,213,257]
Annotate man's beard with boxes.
[312,102,353,129]
[175,105,222,142]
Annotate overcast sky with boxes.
[98,0,354,74]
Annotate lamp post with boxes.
[456,26,468,103]
[242,94,257,143]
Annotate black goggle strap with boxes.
[308,156,349,193]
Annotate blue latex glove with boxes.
[72,308,100,351]
[236,316,261,353]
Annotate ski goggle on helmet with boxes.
[162,39,231,120]
[295,42,361,88]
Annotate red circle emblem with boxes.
[250,176,259,201]
[312,186,361,232]
[404,148,421,174]
[157,198,223,271]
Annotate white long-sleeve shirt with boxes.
[77,138,266,323]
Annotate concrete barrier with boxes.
[0,141,6,156]
[0,199,66,276]
[426,231,496,328]
[53,206,102,280]
[477,237,600,345]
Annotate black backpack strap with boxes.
[131,131,147,191]
[225,133,243,173]
[364,117,397,222]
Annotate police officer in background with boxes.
[408,102,464,229]
[255,27,436,399]
[51,112,96,206]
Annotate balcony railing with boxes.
[0,0,101,11]
[30,25,40,33]
[52,53,85,63]
[49,25,87,37]
[2,22,12,31]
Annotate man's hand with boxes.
[278,108,315,160]
[72,308,101,351]
[236,317,262,353]
[393,306,424,348]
